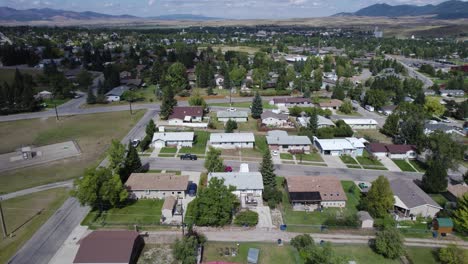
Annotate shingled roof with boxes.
[286,176,347,202]
[169,106,204,120]
[125,173,189,191]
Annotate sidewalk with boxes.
[379,156,402,172]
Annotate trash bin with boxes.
[280,224,287,231]
[277,239,282,245]
[432,231,438,238]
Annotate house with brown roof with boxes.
[125,173,189,199]
[168,106,204,125]
[285,176,347,210]
[447,183,468,202]
[318,99,342,110]
[73,230,144,264]
[367,143,417,160]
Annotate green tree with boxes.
[225,119,238,133]
[252,68,268,89]
[260,150,276,189]
[251,92,263,119]
[71,167,128,212]
[191,177,239,226]
[160,86,177,120]
[173,236,198,264]
[375,227,405,259]
[188,95,207,110]
[229,65,247,86]
[339,100,353,114]
[422,159,448,193]
[108,139,126,173]
[381,113,399,137]
[331,85,345,100]
[165,62,188,92]
[364,89,387,109]
[425,131,465,171]
[307,108,318,136]
[86,86,96,104]
[234,210,259,226]
[145,119,156,137]
[121,142,142,183]
[204,147,224,172]
[361,176,394,218]
[76,69,93,89]
[438,244,468,264]
[424,97,446,116]
[453,194,468,234]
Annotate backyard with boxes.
[0,188,69,264]
[0,110,146,194]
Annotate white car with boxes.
[227,107,236,112]
[272,150,278,156]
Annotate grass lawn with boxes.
[42,98,71,108]
[0,188,69,264]
[202,242,301,264]
[0,110,145,194]
[334,245,400,264]
[354,130,393,144]
[255,135,268,153]
[138,85,157,102]
[297,152,324,162]
[147,170,181,175]
[340,155,358,164]
[362,166,388,170]
[82,199,164,227]
[429,193,449,207]
[209,101,276,109]
[237,116,259,132]
[405,247,439,264]
[409,160,427,173]
[392,159,416,172]
[159,147,177,154]
[179,131,209,154]
[347,165,362,169]
[239,135,268,158]
[280,153,294,160]
[356,150,384,166]
[137,244,174,264]
[336,110,362,116]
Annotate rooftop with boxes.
[285,176,347,201]
[169,106,204,120]
[272,97,311,104]
[162,196,177,210]
[125,173,189,191]
[314,137,364,151]
[318,99,342,107]
[341,119,378,125]
[266,131,311,145]
[357,211,373,221]
[261,111,289,120]
[210,133,255,143]
[151,132,194,142]
[105,85,130,97]
[217,111,249,118]
[208,172,264,190]
[390,179,442,210]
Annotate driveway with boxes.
[321,155,347,169]
[252,206,274,229]
[379,156,402,172]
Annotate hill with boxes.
[150,14,222,21]
[0,7,136,21]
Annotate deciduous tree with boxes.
[375,227,404,259]
[225,119,238,133]
[108,139,126,173]
[204,147,224,172]
[361,176,394,218]
[438,244,468,264]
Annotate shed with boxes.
[357,211,374,229]
[433,218,453,235]
[247,248,260,264]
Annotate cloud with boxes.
[289,0,307,5]
[148,0,156,6]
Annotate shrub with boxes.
[234,210,258,226]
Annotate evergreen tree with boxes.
[307,108,318,135]
[453,194,468,234]
[251,92,263,119]
[204,147,225,172]
[225,119,238,133]
[223,67,231,89]
[160,86,177,120]
[422,159,448,193]
[146,119,156,137]
[86,86,96,104]
[331,85,345,100]
[260,150,276,189]
[121,142,142,183]
[381,113,399,137]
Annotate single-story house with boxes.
[440,89,465,97]
[367,143,417,159]
[380,105,397,116]
[390,178,442,219]
[341,119,378,129]
[297,116,335,128]
[432,218,453,235]
[446,183,468,202]
[35,90,53,100]
[168,106,204,125]
[424,123,457,135]
[105,85,130,102]
[261,111,289,127]
[313,137,365,156]
[285,176,347,209]
[209,133,255,149]
[73,230,144,264]
[357,211,374,229]
[266,130,311,153]
[208,172,264,198]
[125,173,189,199]
[269,97,312,107]
[318,99,342,110]
[151,132,194,148]
[161,196,177,220]
[217,111,249,123]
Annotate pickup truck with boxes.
[180,153,198,160]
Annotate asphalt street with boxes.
[386,54,434,88]
[0,180,73,200]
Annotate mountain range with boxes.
[334,0,468,19]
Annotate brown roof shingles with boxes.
[169,106,204,120]
[319,99,343,108]
[286,176,347,201]
[125,173,189,191]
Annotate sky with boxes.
[0,0,462,19]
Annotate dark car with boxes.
[180,153,197,160]
[224,166,233,172]
[188,183,197,196]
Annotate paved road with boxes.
[0,180,73,200]
[386,55,433,88]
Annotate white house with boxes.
[151,132,194,148]
[125,173,189,199]
[269,97,312,107]
[208,172,264,198]
[314,137,365,156]
[217,111,248,123]
[261,111,290,127]
[367,143,417,160]
[105,85,130,102]
[390,179,442,219]
[424,122,458,135]
[342,119,378,129]
[209,133,255,149]
[440,89,465,97]
[168,106,204,125]
[35,90,53,99]
[298,116,335,128]
[318,99,342,110]
[266,130,311,153]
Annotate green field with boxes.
[0,188,69,264]
[159,147,177,154]
[392,159,416,172]
[356,150,384,166]
[179,131,210,154]
[334,245,400,264]
[82,199,164,227]
[340,155,358,164]
[405,247,439,264]
[409,160,427,173]
[0,110,145,194]
[297,152,324,162]
[355,129,393,144]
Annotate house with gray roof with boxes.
[151,132,194,148]
[390,179,442,219]
[297,115,335,128]
[424,122,457,135]
[208,172,264,198]
[266,130,312,153]
[217,110,248,123]
[105,85,130,102]
[209,133,255,149]
[261,111,290,127]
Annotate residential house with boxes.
[298,115,335,128]
[424,122,457,135]
[266,130,312,153]
[168,106,204,125]
[208,172,264,198]
[285,176,347,210]
[125,173,189,199]
[73,230,144,264]
[209,133,255,149]
[217,110,249,123]
[150,132,194,148]
[357,211,374,229]
[440,89,465,97]
[261,111,290,127]
[341,119,378,129]
[318,99,342,110]
[313,137,365,156]
[367,143,417,160]
[380,105,397,116]
[120,79,142,87]
[446,183,468,202]
[390,178,442,219]
[215,74,224,87]
[269,97,312,108]
[105,85,130,102]
[35,90,53,100]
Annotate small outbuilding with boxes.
[247,248,260,264]
[433,218,453,235]
[357,211,374,229]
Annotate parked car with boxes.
[358,182,368,189]
[224,166,233,172]
[272,150,278,156]
[439,116,451,123]
[131,139,140,147]
[180,153,197,160]
[188,183,197,196]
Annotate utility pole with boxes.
[129,100,133,115]
[0,198,7,238]
[54,100,59,121]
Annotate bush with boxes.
[234,210,258,226]
[178,90,190,97]
[438,244,467,264]
[263,187,282,208]
[374,227,404,259]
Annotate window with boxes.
[330,193,333,196]
[145,190,150,195]
[172,192,175,195]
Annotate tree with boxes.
[453,194,468,234]
[375,227,404,259]
[381,113,399,137]
[145,119,156,137]
[204,147,224,172]
[252,68,268,89]
[438,244,468,264]
[364,89,387,109]
[260,150,276,189]
[339,100,353,114]
[331,85,345,100]
[108,139,126,173]
[190,177,239,226]
[290,234,344,264]
[160,86,177,120]
[173,236,198,264]
[121,90,139,114]
[425,131,465,171]
[251,92,263,119]
[424,97,445,116]
[188,95,207,110]
[361,176,394,218]
[86,86,96,104]
[307,108,318,136]
[71,167,128,212]
[234,210,259,226]
[76,69,93,89]
[121,142,142,183]
[225,119,238,133]
[165,62,188,92]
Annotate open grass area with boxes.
[405,247,439,264]
[392,159,416,172]
[333,245,400,264]
[209,101,276,109]
[409,160,427,173]
[202,242,301,264]
[0,188,69,264]
[255,135,268,153]
[298,152,324,162]
[82,199,164,227]
[356,150,384,166]
[42,98,71,108]
[355,129,393,144]
[340,155,358,164]
[237,116,259,132]
[0,110,145,194]
[159,147,177,154]
[179,131,209,154]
